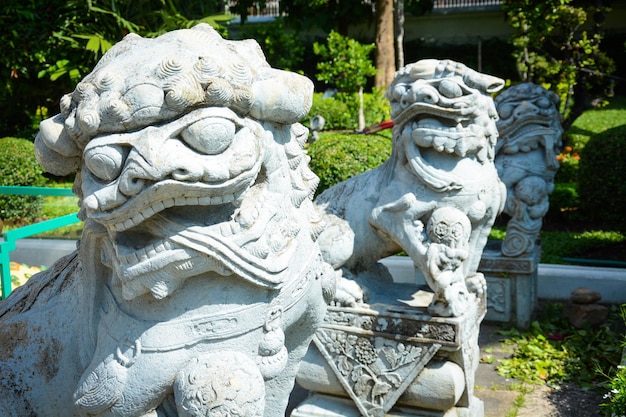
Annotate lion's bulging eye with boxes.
[536,97,552,109]
[498,103,514,119]
[181,118,236,155]
[439,79,463,98]
[84,144,127,181]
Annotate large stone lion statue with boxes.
[0,24,334,417]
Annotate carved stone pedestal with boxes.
[480,241,540,329]
[293,275,486,417]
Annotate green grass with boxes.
[497,303,623,387]
[489,227,626,265]
[541,230,626,265]
[566,96,626,150]
[42,195,79,218]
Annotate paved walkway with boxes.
[476,322,603,417]
[476,322,541,417]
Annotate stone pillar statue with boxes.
[478,83,562,328]
[0,24,333,417]
[293,59,505,416]
[494,83,563,257]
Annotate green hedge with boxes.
[306,131,392,196]
[0,137,47,223]
[306,90,391,131]
[578,125,626,233]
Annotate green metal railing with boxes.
[0,186,80,300]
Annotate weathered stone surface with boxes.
[480,242,540,329]
[0,25,332,417]
[570,287,603,304]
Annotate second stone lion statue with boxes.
[316,59,506,317]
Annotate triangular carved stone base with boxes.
[314,330,439,417]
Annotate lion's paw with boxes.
[332,276,365,307]
[466,272,486,297]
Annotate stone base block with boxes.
[480,242,540,329]
[291,393,484,417]
[294,269,486,417]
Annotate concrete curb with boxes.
[8,240,626,303]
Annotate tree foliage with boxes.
[0,0,232,137]
[314,31,377,94]
[314,31,377,130]
[279,0,373,36]
[236,17,305,71]
[502,0,616,133]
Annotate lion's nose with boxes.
[117,147,205,197]
[513,101,538,119]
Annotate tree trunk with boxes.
[394,0,405,69]
[374,0,396,89]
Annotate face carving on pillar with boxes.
[495,82,563,173]
[34,24,318,301]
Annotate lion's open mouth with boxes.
[397,102,484,157]
[88,174,254,233]
[94,171,299,300]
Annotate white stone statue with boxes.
[0,24,334,417]
[494,83,563,257]
[316,59,506,317]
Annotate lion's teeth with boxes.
[219,222,233,236]
[199,196,212,205]
[444,139,457,153]
[137,250,149,262]
[143,206,155,218]
[132,213,145,225]
[125,252,139,264]
[155,241,167,252]
[230,221,241,235]
[184,197,199,205]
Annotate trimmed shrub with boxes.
[0,137,47,223]
[546,182,582,225]
[307,94,353,131]
[341,89,392,129]
[578,125,626,233]
[306,91,392,131]
[306,131,391,196]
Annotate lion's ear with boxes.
[35,114,81,176]
[249,68,314,124]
